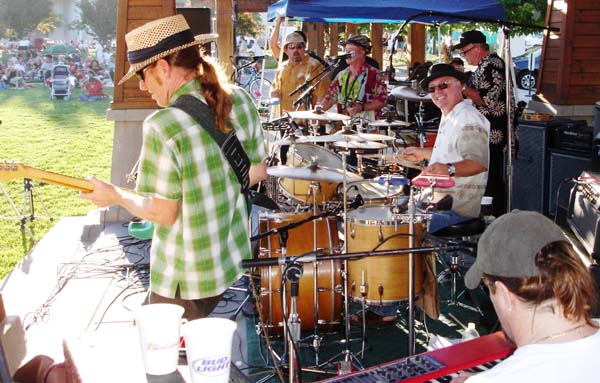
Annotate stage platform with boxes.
[5,208,589,383]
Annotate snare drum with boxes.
[258,212,342,335]
[346,206,425,305]
[345,179,407,206]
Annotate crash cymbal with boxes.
[296,134,358,144]
[333,141,388,150]
[391,86,432,102]
[267,165,363,183]
[333,129,396,141]
[368,119,412,128]
[289,109,351,121]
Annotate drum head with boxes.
[346,180,406,204]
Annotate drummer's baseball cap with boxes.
[464,210,568,289]
[453,30,487,50]
[419,63,465,90]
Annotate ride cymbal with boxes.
[267,165,363,183]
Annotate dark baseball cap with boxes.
[453,30,487,51]
[464,210,568,289]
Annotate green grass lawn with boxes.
[0,84,114,278]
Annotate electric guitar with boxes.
[0,161,94,192]
[0,161,153,239]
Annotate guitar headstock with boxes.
[0,161,28,181]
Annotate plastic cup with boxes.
[481,196,493,216]
[183,317,237,383]
[134,303,184,376]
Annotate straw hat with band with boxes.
[118,14,218,85]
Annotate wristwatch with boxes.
[447,163,456,177]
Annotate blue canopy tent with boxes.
[267,0,506,24]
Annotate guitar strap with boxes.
[171,95,250,195]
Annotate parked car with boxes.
[513,46,541,90]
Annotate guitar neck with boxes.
[0,162,94,193]
[25,167,94,193]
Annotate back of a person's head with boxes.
[486,241,599,326]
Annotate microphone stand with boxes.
[291,60,343,109]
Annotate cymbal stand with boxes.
[306,181,324,365]
[318,149,364,373]
[406,185,417,356]
[414,102,428,149]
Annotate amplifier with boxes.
[567,170,600,260]
[548,119,592,154]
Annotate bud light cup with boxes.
[183,317,237,383]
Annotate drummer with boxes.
[402,63,489,233]
[318,35,387,121]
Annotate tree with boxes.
[70,0,118,46]
[0,0,56,39]
[236,13,264,38]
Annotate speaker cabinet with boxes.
[548,151,592,216]
[177,8,212,52]
[512,121,548,213]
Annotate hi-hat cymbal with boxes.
[391,86,432,102]
[333,130,396,141]
[289,109,351,121]
[267,165,363,183]
[333,141,388,150]
[368,119,412,128]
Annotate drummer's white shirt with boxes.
[429,100,489,217]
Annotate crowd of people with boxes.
[0,40,114,99]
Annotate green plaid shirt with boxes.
[136,78,267,299]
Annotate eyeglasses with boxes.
[286,44,305,50]
[460,45,477,57]
[135,64,152,81]
[427,80,457,93]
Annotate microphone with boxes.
[331,52,357,61]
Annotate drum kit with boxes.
[242,104,455,380]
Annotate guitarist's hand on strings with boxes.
[80,176,119,208]
[80,176,180,227]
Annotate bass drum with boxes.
[346,206,425,305]
[258,211,342,336]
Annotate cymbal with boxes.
[289,109,351,121]
[333,141,388,150]
[391,86,432,102]
[267,165,363,183]
[368,119,412,128]
[334,130,396,141]
[296,134,358,144]
[381,153,424,170]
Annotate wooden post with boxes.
[216,0,234,76]
[346,23,357,38]
[330,23,339,56]
[371,23,383,69]
[112,0,175,110]
[407,24,426,71]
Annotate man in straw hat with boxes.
[452,210,599,382]
[82,14,268,320]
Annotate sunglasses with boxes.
[286,44,305,50]
[135,64,152,81]
[427,80,456,93]
[460,45,477,57]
